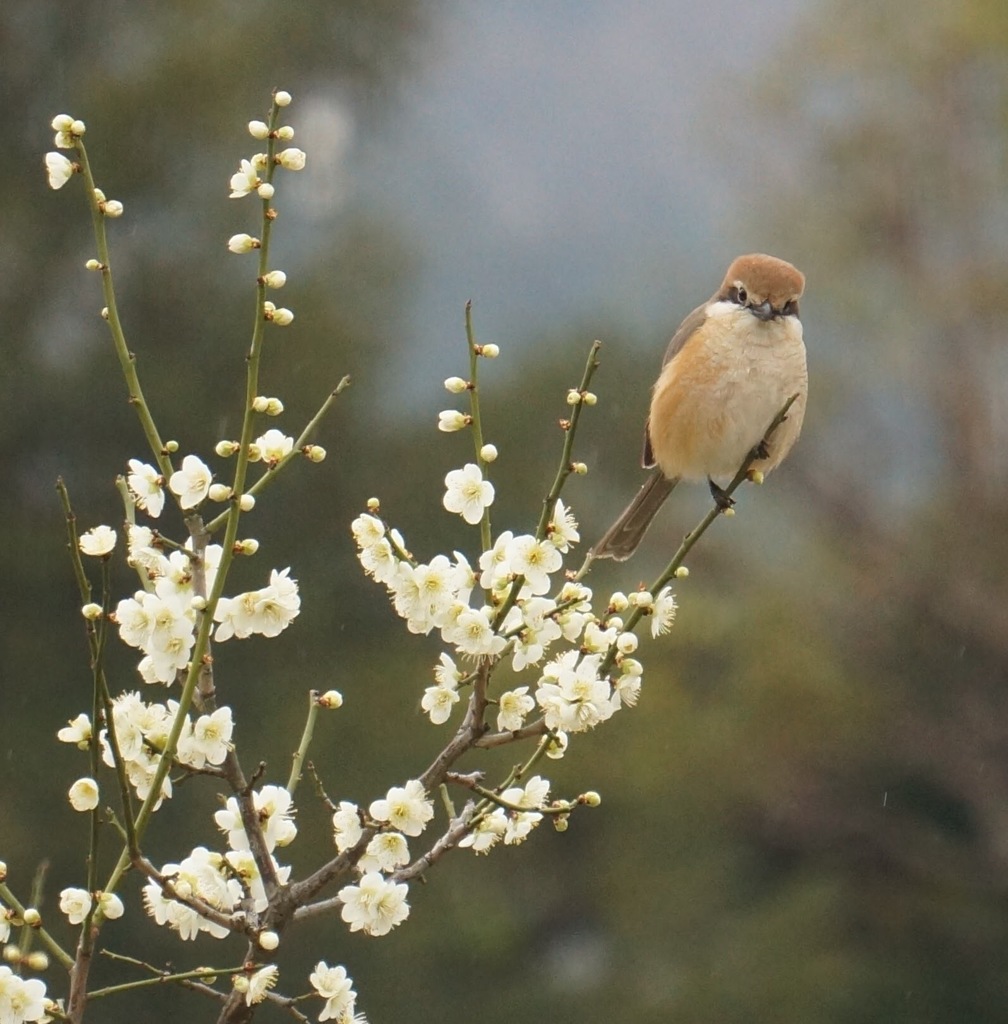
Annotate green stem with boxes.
[464,302,493,555]
[286,693,321,797]
[0,881,73,971]
[73,140,171,479]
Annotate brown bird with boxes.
[590,253,808,561]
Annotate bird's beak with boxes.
[750,300,775,322]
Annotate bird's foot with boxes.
[708,478,735,511]
[749,439,771,461]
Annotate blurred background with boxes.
[3,0,1008,1020]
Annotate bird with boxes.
[590,253,808,561]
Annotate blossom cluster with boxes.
[57,692,234,807]
[352,497,676,748]
[0,968,47,1024]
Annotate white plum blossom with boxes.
[98,891,125,920]
[168,454,213,509]
[59,887,92,925]
[215,784,296,853]
[142,847,240,940]
[548,499,580,552]
[0,966,47,1023]
[127,459,165,517]
[214,568,300,642]
[442,606,506,659]
[421,679,460,725]
[496,687,535,732]
[478,530,515,591]
[176,706,233,768]
[229,155,266,198]
[651,586,678,637]
[442,463,494,525]
[368,780,434,838]
[357,832,410,874]
[78,524,116,557]
[507,535,562,595]
[254,428,294,465]
[57,713,92,748]
[45,151,75,189]
[332,801,363,852]
[310,961,359,1023]
[338,872,409,937]
[458,811,508,854]
[499,775,550,845]
[68,777,99,812]
[243,964,278,1006]
[536,651,617,734]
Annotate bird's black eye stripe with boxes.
[782,299,798,317]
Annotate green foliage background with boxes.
[3,1,1008,1021]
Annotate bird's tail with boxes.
[590,470,679,562]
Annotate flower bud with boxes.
[100,307,109,320]
[304,445,326,463]
[0,861,6,881]
[438,410,469,432]
[566,389,581,406]
[366,497,380,512]
[216,439,240,457]
[277,147,306,170]
[275,90,292,107]
[479,444,498,463]
[228,233,259,254]
[257,182,275,200]
[44,152,75,189]
[85,259,103,271]
[583,391,598,406]
[234,538,259,556]
[479,343,500,358]
[258,930,280,951]
[191,596,207,612]
[248,120,270,139]
[571,462,588,475]
[262,270,287,289]
[208,484,232,502]
[553,815,570,833]
[581,790,602,807]
[239,494,256,511]
[608,592,629,612]
[102,199,124,218]
[269,306,294,326]
[2,946,18,963]
[318,689,344,709]
[443,376,468,393]
[81,602,103,620]
[276,125,295,140]
[165,440,179,453]
[23,909,41,928]
[26,951,49,971]
[617,632,638,654]
[674,566,689,578]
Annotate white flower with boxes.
[45,151,75,189]
[357,832,410,874]
[368,780,433,837]
[215,784,296,853]
[458,810,508,854]
[499,775,549,845]
[59,887,93,925]
[98,891,125,920]
[177,707,233,768]
[443,606,506,659]
[332,801,363,852]
[255,428,294,465]
[536,651,616,734]
[310,961,358,1023]
[127,459,165,517]
[168,454,213,509]
[549,499,580,552]
[421,682,460,725]
[433,652,463,687]
[507,535,561,595]
[214,568,300,642]
[651,586,678,637]
[0,966,47,1022]
[338,872,410,937]
[244,964,278,1005]
[478,531,514,590]
[68,777,99,812]
[78,524,116,556]
[57,713,92,748]
[443,463,494,525]
[613,661,642,709]
[351,514,385,549]
[229,156,264,197]
[496,687,535,732]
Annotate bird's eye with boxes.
[782,299,797,317]
[736,286,748,305]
